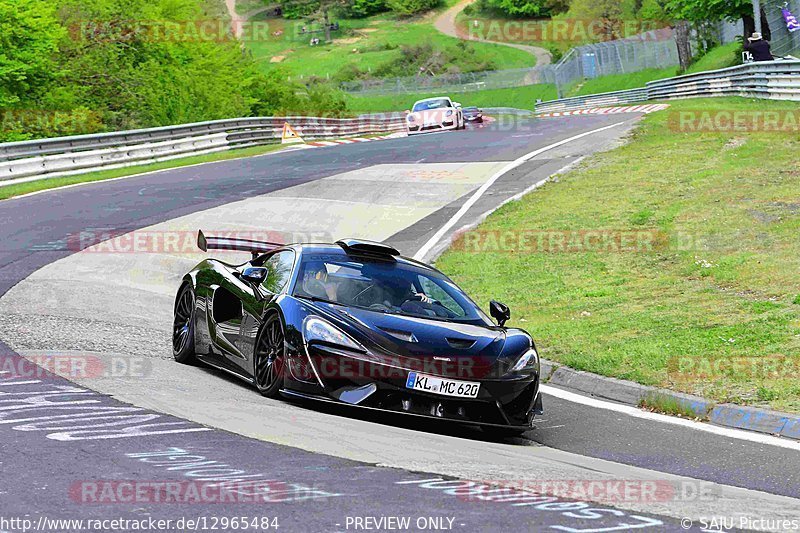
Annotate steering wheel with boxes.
[303,278,328,300]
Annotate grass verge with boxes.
[245,11,535,79]
[346,84,556,113]
[437,97,800,413]
[0,143,286,201]
[568,67,679,97]
[639,393,709,420]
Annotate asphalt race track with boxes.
[1,115,799,533]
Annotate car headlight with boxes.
[303,316,363,351]
[407,114,416,123]
[446,110,454,117]
[510,348,539,373]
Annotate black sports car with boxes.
[462,106,484,123]
[173,231,542,435]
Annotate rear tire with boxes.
[254,314,286,398]
[172,284,196,364]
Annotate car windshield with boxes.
[293,254,491,325]
[412,99,451,112]
[464,107,479,112]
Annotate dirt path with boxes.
[225,0,277,38]
[224,0,246,38]
[434,0,552,66]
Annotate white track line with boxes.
[542,385,800,451]
[412,120,630,260]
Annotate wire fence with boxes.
[764,0,800,57]
[340,28,681,97]
[548,28,680,96]
[339,67,556,96]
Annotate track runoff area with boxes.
[0,111,798,533]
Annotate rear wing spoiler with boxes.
[197,230,283,259]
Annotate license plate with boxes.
[405,372,480,398]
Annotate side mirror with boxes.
[490,300,510,327]
[404,110,411,114]
[240,267,268,285]
[453,102,462,108]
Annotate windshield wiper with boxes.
[294,294,340,306]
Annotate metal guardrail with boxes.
[0,114,407,184]
[482,107,535,116]
[533,88,649,114]
[535,60,800,114]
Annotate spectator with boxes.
[744,32,773,62]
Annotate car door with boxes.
[209,266,252,363]
[236,250,297,375]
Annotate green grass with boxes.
[245,13,535,80]
[568,67,680,97]
[686,42,741,73]
[437,97,800,413]
[346,84,556,112]
[640,393,709,420]
[0,143,286,201]
[236,0,269,15]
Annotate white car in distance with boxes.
[406,97,465,135]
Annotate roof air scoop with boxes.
[336,239,400,257]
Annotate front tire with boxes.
[254,313,286,398]
[172,284,196,364]
[482,426,528,439]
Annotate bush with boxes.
[302,83,349,116]
[385,0,441,16]
[0,107,104,143]
[339,0,388,18]
[0,0,64,108]
[280,0,320,19]
[3,0,350,141]
[475,0,567,17]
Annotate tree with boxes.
[666,0,771,43]
[0,0,64,107]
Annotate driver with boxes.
[301,263,338,301]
